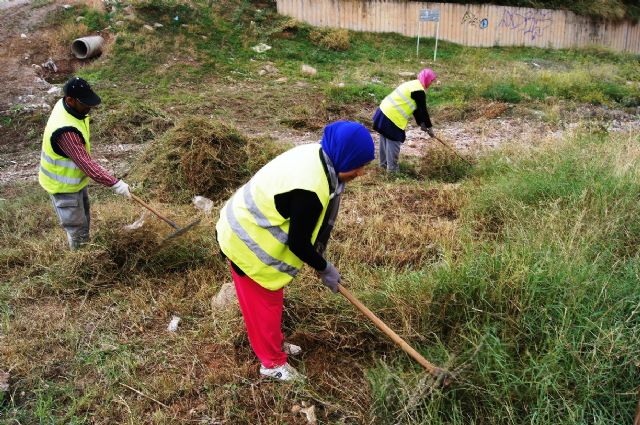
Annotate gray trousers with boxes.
[379,134,402,172]
[50,187,90,250]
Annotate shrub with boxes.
[309,28,350,51]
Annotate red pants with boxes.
[230,264,287,368]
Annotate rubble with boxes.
[251,43,272,53]
[211,282,238,310]
[301,64,317,76]
[41,58,57,73]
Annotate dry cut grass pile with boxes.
[131,117,288,203]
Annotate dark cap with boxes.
[63,76,101,106]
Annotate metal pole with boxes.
[416,20,421,58]
[433,20,439,62]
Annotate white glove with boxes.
[112,179,131,198]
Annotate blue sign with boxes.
[419,9,440,22]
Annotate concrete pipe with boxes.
[71,35,104,59]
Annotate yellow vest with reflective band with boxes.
[39,99,91,194]
[379,79,424,130]
[216,144,331,291]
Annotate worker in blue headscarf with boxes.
[216,121,374,382]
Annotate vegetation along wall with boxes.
[276,0,640,53]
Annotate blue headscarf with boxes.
[320,121,375,173]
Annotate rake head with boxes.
[161,218,202,242]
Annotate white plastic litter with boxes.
[0,372,9,392]
[123,211,151,231]
[292,402,317,424]
[283,342,302,355]
[42,58,58,73]
[167,316,181,332]
[192,195,214,215]
[251,43,271,53]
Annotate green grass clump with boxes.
[325,83,390,105]
[481,83,523,103]
[361,131,640,424]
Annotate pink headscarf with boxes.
[417,68,437,90]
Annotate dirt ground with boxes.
[0,0,65,114]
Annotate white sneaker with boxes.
[260,362,305,382]
[283,342,302,356]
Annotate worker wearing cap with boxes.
[39,76,131,249]
[373,68,437,172]
[216,121,375,382]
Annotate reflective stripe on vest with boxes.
[216,144,333,290]
[39,165,87,185]
[41,151,79,170]
[226,187,298,277]
[242,181,289,245]
[379,79,424,130]
[38,99,91,194]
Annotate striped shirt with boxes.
[56,131,118,187]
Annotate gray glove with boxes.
[319,261,341,293]
[420,123,435,138]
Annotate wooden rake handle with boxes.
[337,284,444,378]
[130,193,179,230]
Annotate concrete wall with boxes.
[276,0,640,54]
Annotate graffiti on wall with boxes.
[498,9,553,41]
[461,10,489,29]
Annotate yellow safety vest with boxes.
[216,144,333,290]
[39,99,91,194]
[379,79,424,130]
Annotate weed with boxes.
[310,28,350,51]
[325,83,390,105]
[481,83,522,103]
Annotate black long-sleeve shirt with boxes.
[411,90,432,128]
[274,189,327,271]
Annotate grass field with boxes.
[1,0,640,423]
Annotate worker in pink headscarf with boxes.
[373,68,437,172]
